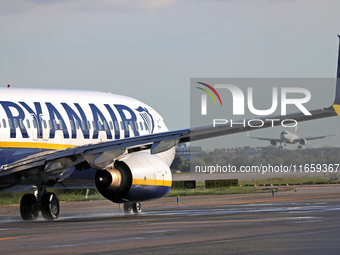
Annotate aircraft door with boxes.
[40,114,50,141]
[30,114,38,141]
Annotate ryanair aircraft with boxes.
[1,41,340,221]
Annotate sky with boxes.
[1,0,340,149]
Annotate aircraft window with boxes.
[26,119,30,129]
[114,121,119,131]
[144,122,148,131]
[129,121,134,131]
[42,120,47,129]
[97,121,103,131]
[53,120,58,129]
[33,119,37,129]
[109,121,113,130]
[139,122,143,131]
[124,121,129,130]
[134,121,139,131]
[14,119,19,128]
[19,119,24,129]
[8,119,13,129]
[0,121,1,128]
[2,119,6,128]
[59,119,63,129]
[75,120,80,129]
[103,120,109,130]
[87,121,91,130]
[81,120,86,130]
[120,121,125,130]
[48,120,53,129]
[70,120,75,130]
[92,121,97,130]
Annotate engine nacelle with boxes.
[270,140,277,146]
[299,138,307,145]
[95,151,172,203]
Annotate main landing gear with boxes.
[123,202,142,214]
[20,188,60,221]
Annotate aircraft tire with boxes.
[123,203,134,214]
[20,194,39,221]
[41,192,60,220]
[132,202,142,214]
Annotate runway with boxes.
[1,185,340,254]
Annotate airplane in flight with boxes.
[249,129,336,149]
[1,39,340,221]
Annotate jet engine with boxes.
[270,140,277,146]
[299,138,307,145]
[95,151,172,203]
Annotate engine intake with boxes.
[95,151,172,203]
[299,138,307,145]
[96,168,122,191]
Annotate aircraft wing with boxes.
[299,133,336,141]
[0,106,336,181]
[248,136,282,142]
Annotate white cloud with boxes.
[24,59,35,69]
[0,0,178,15]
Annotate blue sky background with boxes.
[2,0,340,149]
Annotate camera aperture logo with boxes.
[196,82,312,128]
[196,82,223,115]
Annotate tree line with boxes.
[170,147,340,172]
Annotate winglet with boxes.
[332,35,340,116]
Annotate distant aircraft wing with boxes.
[299,133,336,141]
[0,106,336,181]
[248,136,282,142]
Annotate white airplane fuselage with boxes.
[0,88,166,149]
[0,88,174,188]
[280,131,299,144]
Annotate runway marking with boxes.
[282,230,334,237]
[49,237,145,248]
[288,220,324,224]
[0,237,24,241]
[150,216,318,226]
[179,194,340,207]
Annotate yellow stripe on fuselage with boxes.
[0,141,75,150]
[332,103,340,118]
[1,142,173,188]
[132,179,172,187]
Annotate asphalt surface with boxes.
[1,185,340,254]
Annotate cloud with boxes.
[0,0,177,15]
[24,59,35,69]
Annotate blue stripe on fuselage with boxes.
[125,184,171,201]
[0,147,49,166]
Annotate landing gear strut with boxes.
[123,202,142,214]
[20,189,60,221]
